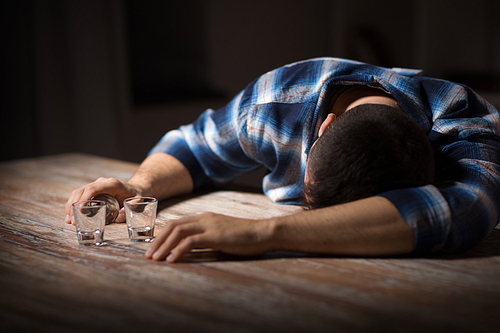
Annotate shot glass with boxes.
[124,197,158,242]
[72,200,106,246]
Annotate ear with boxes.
[318,113,336,137]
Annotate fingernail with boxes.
[166,254,173,262]
[65,214,70,223]
[145,248,152,257]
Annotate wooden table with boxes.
[1,153,499,333]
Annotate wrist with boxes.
[124,179,147,197]
[258,216,285,253]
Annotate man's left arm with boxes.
[145,196,414,262]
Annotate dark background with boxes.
[2,0,499,165]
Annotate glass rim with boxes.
[123,196,158,204]
[72,199,107,208]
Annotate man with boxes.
[65,57,500,263]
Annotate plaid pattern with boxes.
[150,57,500,253]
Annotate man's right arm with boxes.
[64,153,193,224]
[126,153,194,200]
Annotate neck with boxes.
[332,86,400,116]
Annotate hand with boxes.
[145,212,273,263]
[65,177,142,224]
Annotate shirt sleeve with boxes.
[379,86,500,254]
[148,91,262,190]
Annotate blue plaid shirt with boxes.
[150,57,500,254]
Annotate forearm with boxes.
[145,196,414,262]
[266,196,415,256]
[127,153,193,201]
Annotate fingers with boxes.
[146,219,198,260]
[64,177,130,224]
[167,234,205,263]
[116,208,126,223]
[145,216,207,262]
[65,186,94,224]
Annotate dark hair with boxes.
[303,104,434,209]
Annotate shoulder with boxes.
[239,58,373,106]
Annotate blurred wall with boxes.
[2,0,499,165]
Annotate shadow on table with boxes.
[175,249,319,263]
[424,228,500,260]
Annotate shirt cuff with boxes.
[148,129,209,190]
[377,185,452,253]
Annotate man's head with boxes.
[303,104,434,209]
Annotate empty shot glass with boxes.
[72,200,106,246]
[124,197,158,242]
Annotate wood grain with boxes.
[1,153,499,333]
